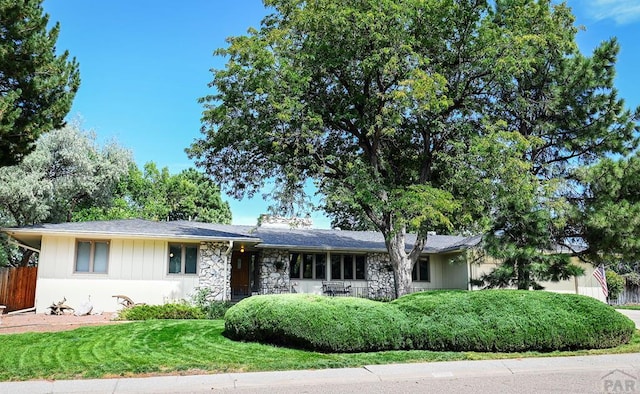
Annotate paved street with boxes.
[617,309,640,329]
[1,353,639,394]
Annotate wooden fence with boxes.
[609,287,640,306]
[0,266,38,312]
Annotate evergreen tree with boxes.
[0,0,80,166]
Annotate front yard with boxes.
[0,319,639,381]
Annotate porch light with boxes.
[240,245,245,253]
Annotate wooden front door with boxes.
[230,251,251,298]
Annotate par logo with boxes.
[601,369,637,393]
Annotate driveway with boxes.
[616,308,640,329]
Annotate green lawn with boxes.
[1,320,639,382]
[616,305,640,310]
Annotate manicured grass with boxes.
[0,320,639,381]
[616,305,640,310]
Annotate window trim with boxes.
[330,254,366,280]
[412,257,431,282]
[289,252,327,280]
[168,243,200,275]
[75,239,110,274]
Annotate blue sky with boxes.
[41,0,639,228]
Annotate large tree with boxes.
[472,1,639,289]
[0,123,131,266]
[189,0,633,296]
[0,0,80,167]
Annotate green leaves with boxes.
[390,185,460,234]
[191,0,638,295]
[77,163,233,224]
[0,0,80,166]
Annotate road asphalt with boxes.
[0,309,638,393]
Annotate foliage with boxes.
[224,291,634,353]
[574,153,640,267]
[0,123,131,266]
[1,320,638,381]
[116,303,205,321]
[393,291,634,352]
[189,0,638,296]
[475,0,639,288]
[190,287,234,319]
[225,294,411,352]
[0,0,80,166]
[606,270,626,301]
[74,162,232,224]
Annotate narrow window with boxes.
[289,253,301,278]
[315,253,326,280]
[355,255,366,280]
[412,257,430,282]
[302,254,314,278]
[331,255,341,280]
[343,255,354,279]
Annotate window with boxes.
[331,254,366,280]
[289,253,326,279]
[169,243,199,274]
[412,257,430,282]
[75,240,109,273]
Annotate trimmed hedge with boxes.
[392,290,635,352]
[117,303,205,320]
[224,290,635,353]
[224,294,410,352]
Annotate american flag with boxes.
[592,265,608,298]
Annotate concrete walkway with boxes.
[1,353,639,394]
[617,308,640,329]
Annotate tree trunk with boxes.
[384,225,424,298]
[18,249,34,267]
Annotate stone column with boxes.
[197,242,231,301]
[259,249,291,293]
[366,253,395,299]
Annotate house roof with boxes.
[2,219,480,254]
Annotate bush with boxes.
[224,294,411,352]
[224,291,635,353]
[190,288,234,319]
[117,303,205,321]
[606,270,626,300]
[393,290,635,352]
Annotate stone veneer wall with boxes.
[197,242,231,301]
[366,253,395,299]
[259,249,291,292]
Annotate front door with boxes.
[230,251,251,298]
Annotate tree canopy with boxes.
[0,123,131,266]
[74,162,233,225]
[189,0,639,296]
[0,0,80,167]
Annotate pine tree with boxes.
[0,0,80,167]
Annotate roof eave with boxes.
[2,228,261,244]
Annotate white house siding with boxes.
[35,235,200,313]
[469,257,606,302]
[409,254,470,291]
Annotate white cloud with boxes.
[582,0,640,24]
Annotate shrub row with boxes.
[117,303,205,320]
[224,290,635,353]
[392,290,635,352]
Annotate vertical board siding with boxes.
[0,266,38,312]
